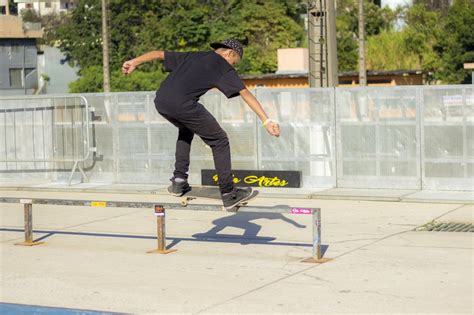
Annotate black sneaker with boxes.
[222,187,255,211]
[170,178,191,196]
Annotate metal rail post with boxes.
[147,205,177,254]
[302,208,332,263]
[15,200,44,246]
[1,197,332,262]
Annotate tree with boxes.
[433,0,474,83]
[401,4,440,71]
[335,0,398,72]
[69,66,166,93]
[53,0,305,92]
[413,0,451,14]
[366,31,420,70]
[209,0,304,74]
[20,8,41,22]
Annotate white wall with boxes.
[17,1,74,16]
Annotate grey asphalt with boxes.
[0,188,472,314]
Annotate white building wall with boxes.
[17,1,76,16]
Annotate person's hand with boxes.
[264,119,280,137]
[122,60,137,75]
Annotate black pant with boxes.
[155,101,234,194]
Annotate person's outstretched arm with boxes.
[240,89,280,137]
[122,50,165,75]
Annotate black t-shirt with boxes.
[155,51,245,108]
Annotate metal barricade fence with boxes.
[0,95,95,185]
[1,86,472,191]
[335,86,421,189]
[420,85,474,190]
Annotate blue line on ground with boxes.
[0,302,123,315]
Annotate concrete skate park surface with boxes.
[0,187,472,314]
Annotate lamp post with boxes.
[307,0,338,87]
[101,0,110,93]
[358,0,367,86]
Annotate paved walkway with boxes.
[0,189,472,314]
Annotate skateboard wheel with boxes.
[181,200,188,206]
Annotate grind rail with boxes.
[0,197,331,263]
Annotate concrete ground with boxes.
[0,189,472,314]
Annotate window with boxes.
[25,68,35,77]
[11,43,21,53]
[8,69,35,88]
[9,69,23,88]
[26,4,33,9]
[45,2,52,8]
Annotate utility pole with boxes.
[358,0,367,86]
[101,0,111,93]
[5,0,10,15]
[307,0,338,87]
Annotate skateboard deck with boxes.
[167,185,259,211]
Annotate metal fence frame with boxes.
[1,85,472,191]
[335,86,422,189]
[0,95,95,184]
[420,85,474,190]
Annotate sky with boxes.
[381,0,413,9]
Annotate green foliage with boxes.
[335,0,399,72]
[401,4,440,70]
[367,31,420,70]
[336,16,358,72]
[343,0,472,84]
[40,13,70,46]
[209,0,304,74]
[68,66,103,93]
[112,69,167,92]
[54,0,305,92]
[20,8,41,23]
[69,66,166,93]
[433,0,474,83]
[53,1,101,71]
[413,0,451,14]
[336,0,397,36]
[51,0,473,91]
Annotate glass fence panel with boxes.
[1,86,472,191]
[336,87,420,189]
[422,86,474,190]
[255,88,336,188]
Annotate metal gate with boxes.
[0,95,95,185]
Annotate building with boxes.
[0,15,42,95]
[15,0,77,16]
[241,48,425,89]
[37,45,79,94]
[241,70,424,89]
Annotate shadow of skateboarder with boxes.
[192,212,306,245]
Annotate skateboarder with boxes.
[122,39,280,210]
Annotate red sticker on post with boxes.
[290,208,312,215]
[154,205,165,217]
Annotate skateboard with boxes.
[167,185,259,211]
